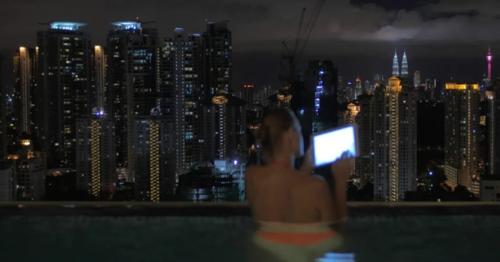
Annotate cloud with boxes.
[421,9,480,21]
[349,0,439,11]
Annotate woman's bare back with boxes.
[246,165,334,223]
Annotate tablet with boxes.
[312,125,359,167]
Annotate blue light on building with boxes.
[112,21,142,31]
[50,22,86,31]
[93,107,106,118]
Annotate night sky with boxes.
[1,0,500,86]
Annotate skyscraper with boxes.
[75,110,115,200]
[35,22,93,168]
[355,92,375,186]
[161,28,204,178]
[373,76,417,201]
[202,21,233,161]
[444,83,480,194]
[401,51,409,77]
[304,60,338,134]
[13,47,37,134]
[392,51,399,76]
[414,70,421,88]
[487,48,493,82]
[106,20,160,177]
[482,80,500,200]
[354,77,362,99]
[93,45,106,110]
[486,79,500,176]
[134,109,174,201]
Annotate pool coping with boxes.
[0,202,500,217]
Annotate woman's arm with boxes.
[330,157,354,222]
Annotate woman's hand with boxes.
[330,152,355,184]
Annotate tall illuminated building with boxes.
[75,109,115,200]
[392,51,399,76]
[303,60,338,139]
[106,20,160,177]
[93,45,106,110]
[414,70,421,88]
[9,47,38,157]
[482,80,500,200]
[354,77,362,99]
[13,47,37,134]
[161,28,204,178]
[373,76,417,201]
[134,108,174,201]
[485,80,500,177]
[487,48,493,82]
[444,83,480,194]
[401,51,409,77]
[355,93,375,185]
[35,22,93,169]
[202,21,233,161]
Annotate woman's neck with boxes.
[270,155,295,169]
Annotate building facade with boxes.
[373,76,417,201]
[75,111,115,200]
[444,83,481,194]
[134,111,175,201]
[106,20,160,179]
[202,21,233,162]
[161,28,204,178]
[35,22,93,169]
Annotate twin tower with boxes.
[392,51,409,77]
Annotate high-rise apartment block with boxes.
[444,83,481,194]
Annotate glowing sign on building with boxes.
[50,22,86,31]
[112,21,142,31]
[445,83,480,91]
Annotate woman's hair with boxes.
[256,108,297,157]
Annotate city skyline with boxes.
[1,3,499,203]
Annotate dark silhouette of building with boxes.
[106,20,160,178]
[75,110,115,200]
[301,60,338,147]
[202,21,233,162]
[161,28,204,180]
[35,22,93,169]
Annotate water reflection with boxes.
[316,253,355,262]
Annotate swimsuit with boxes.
[253,221,343,262]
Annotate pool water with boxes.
[0,215,498,262]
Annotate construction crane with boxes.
[277,0,326,106]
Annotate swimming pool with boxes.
[1,211,499,262]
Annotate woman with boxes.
[246,108,354,261]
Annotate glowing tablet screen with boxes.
[313,125,357,167]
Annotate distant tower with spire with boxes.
[487,48,493,81]
[392,51,400,76]
[401,51,409,77]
